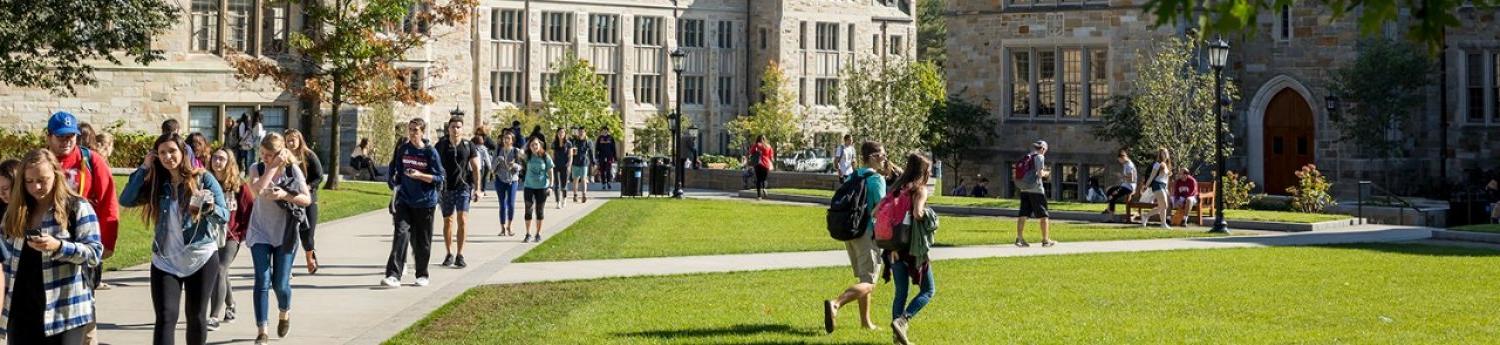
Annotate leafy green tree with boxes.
[633,110,693,156]
[1093,38,1239,172]
[925,97,995,181]
[0,0,179,94]
[1330,38,1432,158]
[841,59,945,162]
[917,0,947,66]
[728,62,806,153]
[1144,0,1496,49]
[542,54,624,141]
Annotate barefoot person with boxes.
[822,141,887,334]
[0,150,103,344]
[1014,140,1055,247]
[382,118,445,288]
[435,117,480,269]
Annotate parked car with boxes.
[780,149,832,172]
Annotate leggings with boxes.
[151,262,221,345]
[891,259,936,320]
[495,179,517,225]
[385,205,434,280]
[524,188,549,220]
[553,168,571,197]
[754,166,770,190]
[210,240,241,319]
[300,191,319,252]
[250,244,294,327]
[4,322,89,345]
[1104,186,1133,212]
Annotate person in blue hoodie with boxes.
[381,118,445,288]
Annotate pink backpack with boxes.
[873,189,914,250]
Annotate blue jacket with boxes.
[389,141,446,208]
[119,170,229,269]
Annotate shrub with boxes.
[0,129,45,161]
[700,155,741,169]
[1220,171,1256,210]
[1286,164,1336,213]
[0,125,156,169]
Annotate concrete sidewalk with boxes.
[94,187,609,345]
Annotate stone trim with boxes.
[1246,74,1319,191]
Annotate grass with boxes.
[109,176,391,271]
[390,244,1500,344]
[517,198,1227,262]
[771,188,1351,224]
[1453,223,1500,234]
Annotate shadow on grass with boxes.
[616,323,840,341]
[1301,242,1500,256]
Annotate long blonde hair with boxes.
[210,147,244,193]
[283,129,311,174]
[3,149,80,239]
[260,133,299,169]
[1155,148,1173,177]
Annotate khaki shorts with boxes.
[844,234,881,284]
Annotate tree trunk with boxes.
[325,80,344,190]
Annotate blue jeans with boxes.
[495,179,517,225]
[891,259,936,320]
[250,244,294,327]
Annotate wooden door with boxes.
[1263,89,1316,195]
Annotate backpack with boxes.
[749,146,764,168]
[826,171,875,241]
[1011,153,1036,181]
[61,196,99,290]
[873,189,914,251]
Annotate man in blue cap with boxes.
[46,111,119,344]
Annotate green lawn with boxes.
[109,176,391,271]
[391,244,1500,344]
[772,188,1351,224]
[517,198,1227,262]
[1453,223,1500,234]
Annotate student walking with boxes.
[822,141,887,334]
[834,134,855,180]
[493,132,523,237]
[1101,149,1138,217]
[240,112,266,170]
[472,135,493,197]
[435,118,480,269]
[749,135,775,200]
[244,133,313,345]
[185,132,211,169]
[382,118,445,288]
[0,150,104,345]
[207,148,253,329]
[569,128,593,203]
[521,139,554,243]
[595,129,617,190]
[120,134,229,345]
[283,130,324,274]
[46,112,119,298]
[886,154,939,345]
[550,128,573,209]
[1143,148,1173,228]
[1014,140,1055,247]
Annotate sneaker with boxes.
[454,255,468,268]
[1014,239,1031,247]
[441,254,454,267]
[1162,223,1172,229]
[523,234,532,243]
[380,276,400,288]
[892,317,911,345]
[255,333,269,345]
[95,282,114,290]
[224,308,237,323]
[535,234,543,242]
[206,318,220,332]
[1041,240,1058,248]
[415,277,430,287]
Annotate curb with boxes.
[1431,229,1500,244]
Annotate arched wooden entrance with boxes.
[1262,88,1316,194]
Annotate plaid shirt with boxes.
[0,199,103,336]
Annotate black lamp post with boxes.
[1207,37,1231,234]
[670,48,687,198]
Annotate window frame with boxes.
[718,76,734,106]
[589,14,620,44]
[678,18,705,48]
[815,78,839,106]
[491,71,522,104]
[889,35,904,56]
[815,22,839,51]
[683,76,704,105]
[1007,46,1110,121]
[493,8,523,41]
[189,0,219,53]
[636,16,663,46]
[635,74,661,105]
[717,20,734,49]
[541,11,575,43]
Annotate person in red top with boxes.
[46,112,119,278]
[748,135,775,200]
[1170,168,1199,226]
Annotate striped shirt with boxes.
[0,199,103,336]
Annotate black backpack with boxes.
[826,171,875,241]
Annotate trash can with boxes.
[649,156,671,196]
[620,156,646,197]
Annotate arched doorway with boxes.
[1262,88,1316,194]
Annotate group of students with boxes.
[1098,148,1201,227]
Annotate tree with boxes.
[1144,0,1497,49]
[1330,38,1432,158]
[0,0,179,94]
[1093,38,1240,172]
[229,0,477,189]
[727,62,806,153]
[841,59,945,162]
[542,54,624,140]
[925,97,995,181]
[917,0,947,66]
[633,110,693,156]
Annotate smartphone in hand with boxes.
[25,229,43,241]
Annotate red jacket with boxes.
[751,143,774,169]
[59,147,119,251]
[226,183,254,242]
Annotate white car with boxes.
[780,149,832,172]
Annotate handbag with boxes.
[1138,189,1156,204]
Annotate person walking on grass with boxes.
[120,134,229,345]
[521,139,554,243]
[1143,148,1173,228]
[435,117,480,269]
[1014,140,1055,247]
[822,141,887,334]
[1101,149,1138,218]
[206,148,253,330]
[886,153,939,345]
[383,118,445,288]
[283,130,324,274]
[1,150,103,345]
[245,133,312,345]
[493,132,523,237]
[550,128,574,209]
[749,135,775,200]
[569,128,593,203]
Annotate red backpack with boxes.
[1011,153,1036,181]
[873,188,914,250]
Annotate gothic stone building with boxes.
[945,0,1500,199]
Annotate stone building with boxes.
[0,0,916,164]
[945,0,1499,199]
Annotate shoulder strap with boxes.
[66,196,81,242]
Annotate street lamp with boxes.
[1207,37,1231,234]
[1324,96,1341,117]
[670,48,687,198]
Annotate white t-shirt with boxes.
[836,144,856,176]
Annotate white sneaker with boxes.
[414,277,430,287]
[380,276,400,287]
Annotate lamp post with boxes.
[1207,37,1231,234]
[670,48,687,198]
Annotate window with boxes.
[759,27,767,50]
[1038,50,1057,117]
[1495,54,1500,122]
[799,22,808,50]
[590,14,619,44]
[872,34,880,54]
[1010,47,1111,119]
[683,76,704,105]
[1089,49,1110,117]
[1469,52,1486,121]
[799,78,807,105]
[403,69,426,92]
[491,71,522,103]
[890,35,904,55]
[226,0,253,51]
[1275,5,1292,41]
[815,22,839,51]
[679,19,704,48]
[262,3,289,54]
[718,76,733,105]
[717,21,734,49]
[635,75,660,104]
[848,24,856,52]
[260,107,289,133]
[1011,50,1031,116]
[542,12,574,42]
[636,16,662,46]
[599,73,618,104]
[190,0,218,52]
[1061,48,1083,117]
[815,78,839,106]
[541,73,560,97]
[189,107,220,142]
[493,9,523,41]
[403,2,433,35]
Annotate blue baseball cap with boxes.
[47,111,81,136]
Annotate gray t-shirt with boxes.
[1120,161,1138,190]
[1017,153,1046,194]
[245,164,307,248]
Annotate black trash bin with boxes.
[649,156,671,196]
[620,156,646,197]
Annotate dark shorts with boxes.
[1019,192,1049,218]
[440,189,473,217]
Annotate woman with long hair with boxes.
[0,159,18,216]
[749,135,775,200]
[283,129,323,274]
[0,150,103,344]
[350,138,381,180]
[550,127,572,209]
[207,148,253,329]
[1143,148,1173,228]
[521,139,554,243]
[492,131,523,237]
[119,133,229,345]
[185,132,212,170]
[885,154,938,345]
[245,133,312,344]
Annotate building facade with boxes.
[945,0,1499,199]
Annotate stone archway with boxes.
[1246,75,1320,194]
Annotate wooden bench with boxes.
[1124,181,1217,226]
